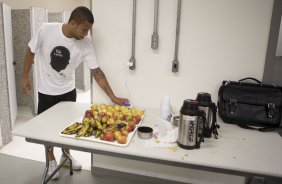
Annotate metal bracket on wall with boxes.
[129,0,137,70]
[247,176,266,184]
[172,0,182,73]
[151,0,159,49]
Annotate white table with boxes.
[13,102,282,184]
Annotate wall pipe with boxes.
[129,0,137,70]
[172,0,182,73]
[151,0,159,49]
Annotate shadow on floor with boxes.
[0,154,152,184]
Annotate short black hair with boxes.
[68,6,94,24]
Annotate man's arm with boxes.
[22,47,35,95]
[91,67,129,105]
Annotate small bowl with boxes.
[173,116,180,127]
[137,126,153,139]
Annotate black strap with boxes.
[237,123,282,132]
[210,103,220,139]
[239,77,262,84]
[259,126,282,132]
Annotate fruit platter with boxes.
[60,103,145,147]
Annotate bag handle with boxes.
[239,77,262,84]
[237,123,282,132]
[211,103,219,139]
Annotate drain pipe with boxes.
[129,0,137,70]
[172,0,182,73]
[151,0,159,49]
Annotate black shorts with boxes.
[37,89,77,115]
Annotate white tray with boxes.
[59,114,145,147]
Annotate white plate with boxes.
[59,114,145,147]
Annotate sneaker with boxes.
[60,154,82,171]
[47,160,59,180]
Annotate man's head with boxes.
[68,6,94,40]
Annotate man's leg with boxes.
[58,89,82,170]
[38,92,60,179]
[59,88,77,156]
[38,92,58,161]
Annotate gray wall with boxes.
[12,10,34,112]
[263,0,282,85]
[48,12,62,22]
[0,4,12,145]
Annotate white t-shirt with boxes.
[28,23,98,95]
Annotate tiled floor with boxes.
[0,89,92,171]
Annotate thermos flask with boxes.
[196,92,218,138]
[177,99,206,149]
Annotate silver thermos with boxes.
[177,99,206,149]
[196,92,219,139]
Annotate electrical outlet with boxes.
[249,176,266,184]
[129,57,136,70]
[172,60,179,73]
[151,33,158,49]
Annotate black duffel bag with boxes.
[218,77,282,131]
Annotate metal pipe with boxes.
[132,0,136,57]
[129,0,137,70]
[172,0,182,73]
[153,0,159,33]
[151,0,159,49]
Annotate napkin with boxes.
[144,117,178,148]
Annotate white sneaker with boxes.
[60,154,82,171]
[47,160,59,180]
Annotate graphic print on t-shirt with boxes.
[50,46,70,73]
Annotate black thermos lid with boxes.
[180,99,199,116]
[196,92,211,107]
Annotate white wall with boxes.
[91,0,273,111]
[2,0,89,12]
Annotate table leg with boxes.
[40,146,74,184]
[62,149,73,175]
[40,146,50,184]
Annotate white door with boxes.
[30,7,48,115]
[2,3,18,128]
[0,125,2,147]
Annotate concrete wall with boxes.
[91,0,273,112]
[48,12,62,22]
[12,10,34,111]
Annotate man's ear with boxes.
[69,20,77,26]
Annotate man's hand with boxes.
[91,68,129,105]
[22,48,35,95]
[111,97,129,106]
[22,77,31,95]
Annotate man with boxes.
[21,6,129,179]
